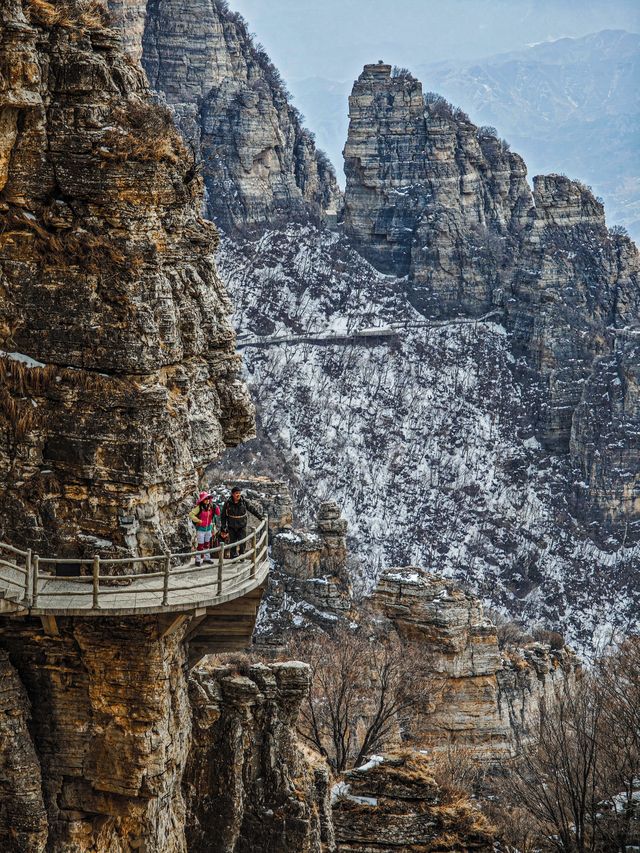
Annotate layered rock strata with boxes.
[343,63,640,541]
[0,650,48,852]
[185,660,333,853]
[0,0,254,556]
[332,752,496,852]
[0,616,192,853]
[370,567,579,757]
[108,0,340,234]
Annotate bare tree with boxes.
[596,638,640,852]
[290,622,436,772]
[498,639,640,853]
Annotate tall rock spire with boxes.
[343,62,640,542]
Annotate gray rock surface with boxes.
[108,0,340,234]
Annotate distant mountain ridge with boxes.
[421,30,640,239]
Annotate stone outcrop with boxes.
[343,63,531,288]
[258,501,352,649]
[0,0,254,557]
[343,62,640,542]
[370,567,579,757]
[332,752,496,852]
[317,501,349,575]
[185,660,334,853]
[272,501,348,582]
[107,0,340,234]
[0,613,339,853]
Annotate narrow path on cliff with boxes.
[236,309,504,349]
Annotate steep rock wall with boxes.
[0,0,254,556]
[108,0,340,234]
[0,650,48,852]
[343,64,531,288]
[343,63,640,541]
[185,660,333,853]
[0,617,191,853]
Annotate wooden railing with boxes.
[0,518,269,612]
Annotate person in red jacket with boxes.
[189,492,220,566]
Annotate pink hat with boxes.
[197,491,212,504]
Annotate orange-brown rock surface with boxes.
[0,0,254,558]
[0,616,191,852]
[370,567,579,757]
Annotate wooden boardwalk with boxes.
[26,557,269,616]
[0,519,270,618]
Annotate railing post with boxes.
[32,554,39,608]
[25,549,32,606]
[162,553,171,606]
[217,545,224,596]
[251,529,257,578]
[92,556,100,609]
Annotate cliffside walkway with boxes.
[236,310,504,350]
[0,519,269,619]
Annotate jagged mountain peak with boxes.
[108,0,341,234]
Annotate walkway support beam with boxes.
[25,549,32,607]
[32,555,39,608]
[217,546,224,596]
[251,530,257,578]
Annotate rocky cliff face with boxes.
[0,650,48,852]
[343,64,531,287]
[0,616,192,853]
[369,567,579,757]
[0,614,339,853]
[0,0,254,556]
[107,0,340,234]
[185,660,332,853]
[343,64,640,542]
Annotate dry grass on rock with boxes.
[25,0,109,30]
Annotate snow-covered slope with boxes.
[218,225,640,653]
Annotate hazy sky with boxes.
[231,0,640,83]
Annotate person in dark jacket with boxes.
[221,487,263,557]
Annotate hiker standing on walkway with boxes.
[190,492,220,566]
[221,487,263,558]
